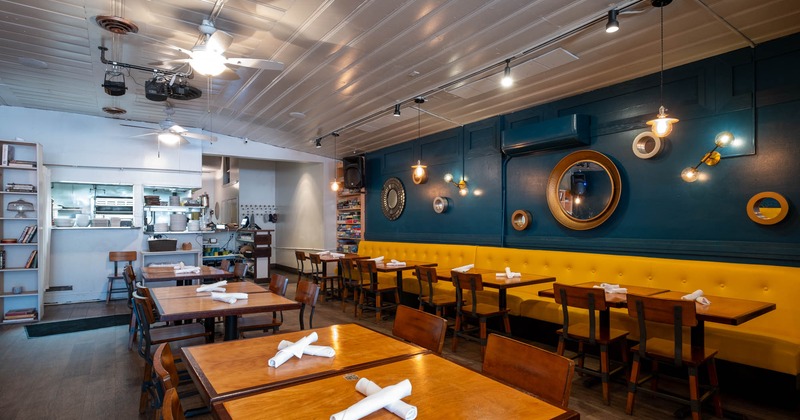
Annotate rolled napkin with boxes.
[387,259,407,267]
[331,379,412,420]
[495,267,521,278]
[451,264,474,273]
[331,252,346,258]
[319,250,331,256]
[681,289,711,305]
[355,378,417,420]
[210,292,248,304]
[278,340,335,357]
[175,265,201,274]
[369,256,385,262]
[268,332,319,368]
[196,280,228,293]
[593,283,628,294]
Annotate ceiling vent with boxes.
[95,15,139,35]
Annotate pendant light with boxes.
[411,97,428,184]
[330,132,341,192]
[646,0,679,138]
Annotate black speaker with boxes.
[342,156,365,189]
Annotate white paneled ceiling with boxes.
[0,0,798,159]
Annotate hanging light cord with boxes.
[659,4,664,108]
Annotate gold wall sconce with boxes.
[411,160,427,184]
[680,131,734,182]
[444,173,468,196]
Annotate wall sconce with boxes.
[444,173,469,196]
[411,160,427,184]
[680,131,734,182]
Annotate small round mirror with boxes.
[746,192,788,225]
[546,150,622,230]
[511,210,531,231]
[433,196,448,214]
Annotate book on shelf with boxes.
[1,144,14,166]
[17,225,37,243]
[7,159,37,168]
[4,307,36,316]
[25,250,38,268]
[4,312,37,320]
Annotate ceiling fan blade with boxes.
[148,59,192,66]
[169,124,187,133]
[226,58,284,71]
[131,132,157,138]
[181,132,217,142]
[206,30,234,54]
[120,123,155,130]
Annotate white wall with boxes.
[0,106,338,303]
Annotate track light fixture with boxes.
[680,131,734,182]
[606,9,619,33]
[501,59,513,87]
[315,138,322,148]
[393,103,401,116]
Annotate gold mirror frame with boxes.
[546,150,622,230]
[381,177,406,220]
[511,209,532,231]
[746,191,789,225]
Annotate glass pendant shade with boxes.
[647,106,679,137]
[681,167,699,182]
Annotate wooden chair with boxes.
[125,264,139,350]
[483,334,576,408]
[392,305,447,354]
[451,271,510,358]
[625,294,723,420]
[153,342,208,419]
[356,259,399,322]
[162,388,185,420]
[131,292,209,414]
[309,253,339,301]
[219,259,231,272]
[553,283,629,405]
[232,261,248,281]
[338,255,363,315]
[295,250,309,282]
[106,250,136,303]
[295,279,320,330]
[415,265,458,317]
[238,274,290,336]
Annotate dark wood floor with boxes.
[0,270,797,419]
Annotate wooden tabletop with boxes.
[213,353,578,420]
[375,259,437,273]
[538,282,670,307]
[437,267,556,289]
[654,291,777,326]
[148,281,269,300]
[141,265,234,282]
[181,323,428,404]
[152,290,300,322]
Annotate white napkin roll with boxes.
[370,256,385,262]
[268,332,319,368]
[278,340,335,357]
[175,267,201,274]
[319,250,331,256]
[331,252,346,258]
[681,289,711,305]
[451,264,474,273]
[204,287,226,293]
[355,378,417,420]
[593,283,627,294]
[331,379,412,420]
[387,260,406,267]
[196,280,228,292]
[496,268,521,278]
[211,292,248,304]
[212,295,236,304]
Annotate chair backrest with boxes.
[295,279,320,330]
[553,283,608,343]
[219,259,231,272]
[233,262,248,280]
[295,250,307,273]
[109,250,137,275]
[123,264,136,307]
[483,334,575,408]
[268,273,289,296]
[452,271,484,314]
[153,342,180,392]
[415,266,439,304]
[626,294,698,365]
[356,259,378,291]
[392,305,447,354]
[161,388,185,420]
[308,253,323,275]
[131,292,155,363]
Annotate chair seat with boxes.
[420,294,458,307]
[632,338,718,366]
[556,323,629,344]
[459,303,509,318]
[150,323,209,345]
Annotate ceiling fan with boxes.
[121,103,215,144]
[156,19,284,80]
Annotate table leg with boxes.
[498,290,507,312]
[203,317,215,343]
[223,316,238,341]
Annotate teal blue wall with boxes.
[364,33,800,266]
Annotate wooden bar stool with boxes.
[106,251,137,304]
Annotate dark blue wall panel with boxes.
[364,33,800,266]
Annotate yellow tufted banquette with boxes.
[358,240,799,376]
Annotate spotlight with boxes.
[606,10,619,33]
[315,138,322,148]
[102,70,127,96]
[145,75,168,101]
[501,59,513,87]
[393,104,401,116]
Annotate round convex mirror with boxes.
[746,192,789,225]
[546,150,622,230]
[381,177,406,220]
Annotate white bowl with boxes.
[54,217,74,227]
[75,214,91,227]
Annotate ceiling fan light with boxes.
[158,132,182,144]
[191,46,227,76]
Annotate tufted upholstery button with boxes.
[720,284,725,288]
[763,287,769,291]
[682,279,687,283]
[591,269,596,274]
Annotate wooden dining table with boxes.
[375,259,437,299]
[213,353,579,419]
[439,267,556,311]
[140,265,234,285]
[150,283,300,341]
[181,323,429,404]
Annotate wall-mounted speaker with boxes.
[342,155,365,189]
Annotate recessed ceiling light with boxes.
[289,112,306,119]
[18,57,48,69]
